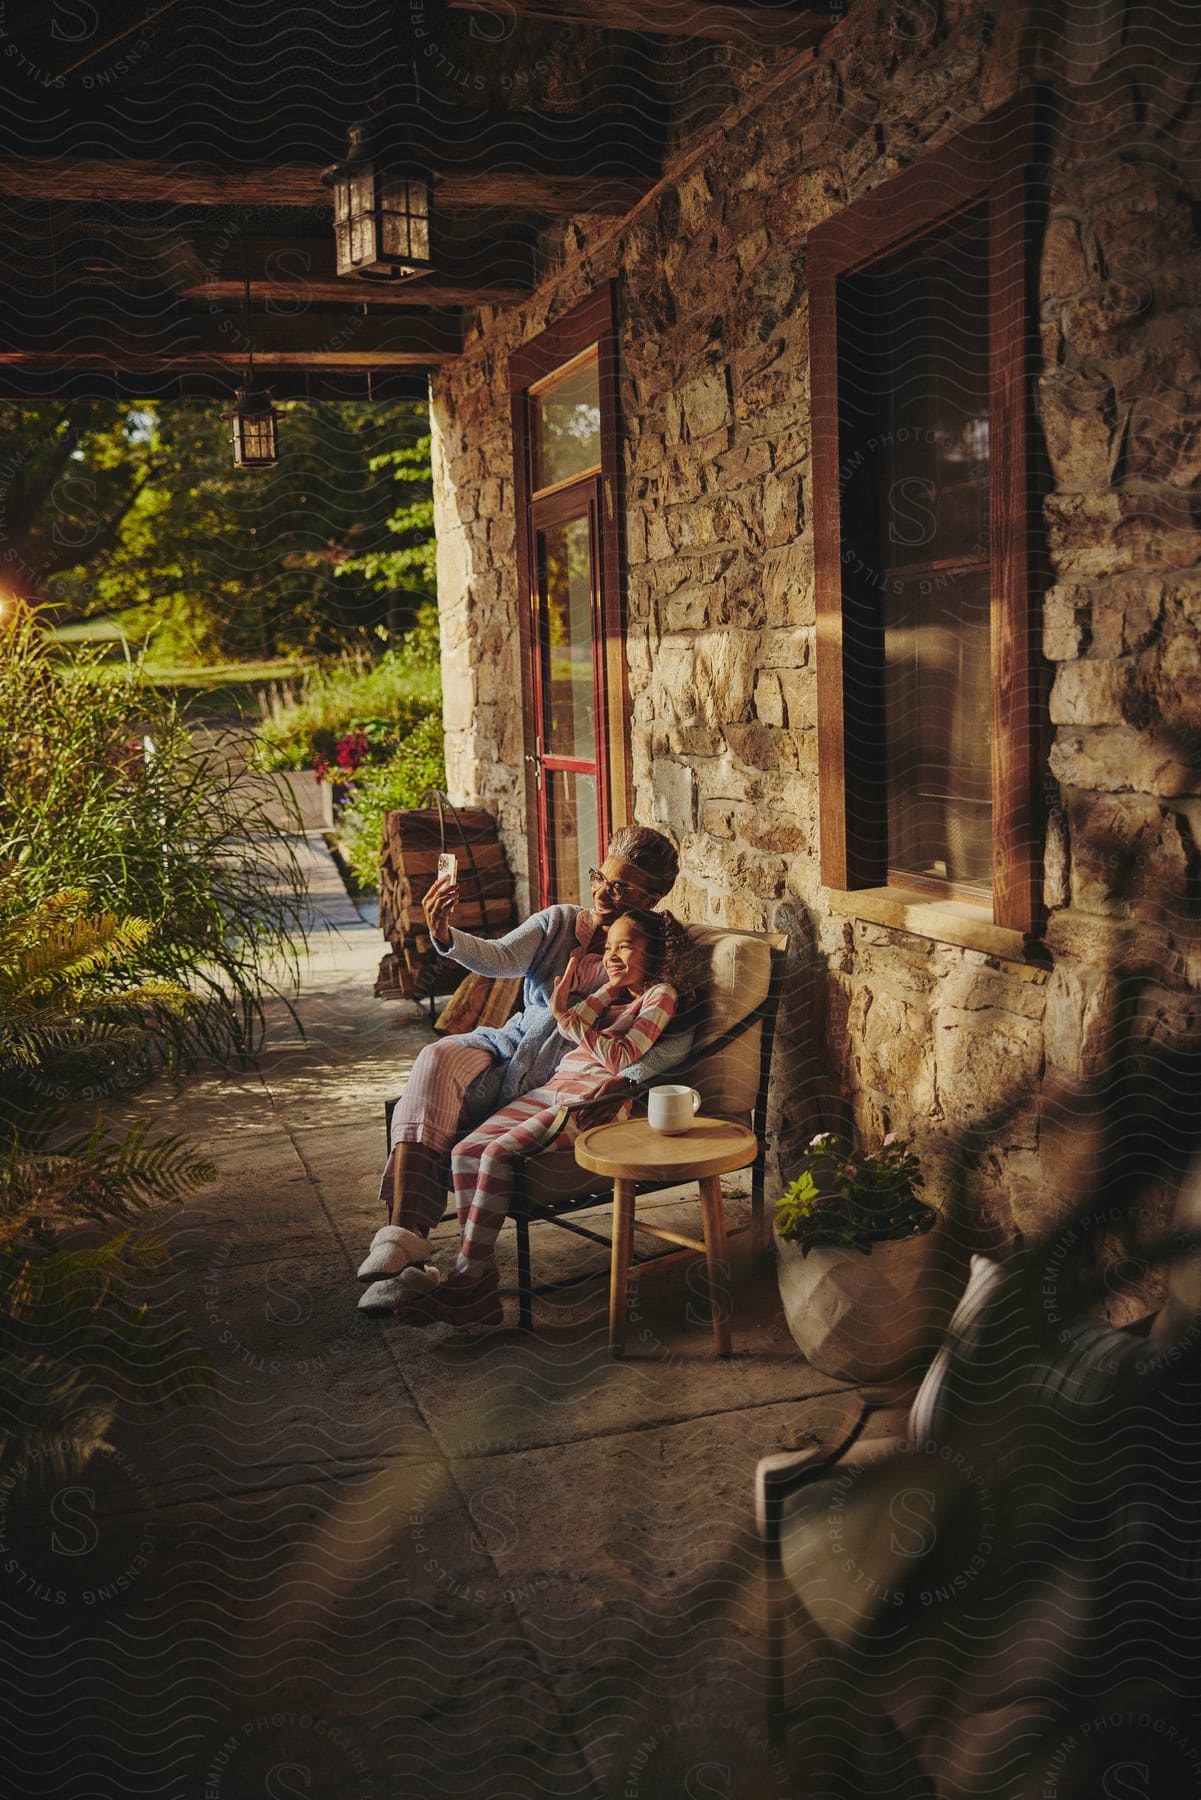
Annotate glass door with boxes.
[521,342,611,906]
[512,297,630,910]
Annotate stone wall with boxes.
[430,0,1201,1269]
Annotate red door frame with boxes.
[510,282,630,908]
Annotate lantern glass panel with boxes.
[351,164,375,213]
[379,208,409,262]
[379,176,430,268]
[246,418,274,461]
[351,213,375,268]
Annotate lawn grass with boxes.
[47,618,300,701]
[141,659,303,688]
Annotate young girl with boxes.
[393,908,692,1327]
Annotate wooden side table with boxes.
[573,1116,759,1357]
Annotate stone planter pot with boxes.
[774,1223,959,1386]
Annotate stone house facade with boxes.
[429,0,1201,1264]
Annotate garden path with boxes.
[4,836,864,1800]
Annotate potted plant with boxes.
[774,1132,956,1385]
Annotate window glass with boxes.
[848,205,992,890]
[547,770,599,907]
[532,353,601,490]
[536,514,595,762]
[884,569,992,886]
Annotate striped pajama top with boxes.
[548,954,679,1102]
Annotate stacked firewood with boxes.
[374,806,517,1001]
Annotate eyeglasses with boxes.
[588,868,645,901]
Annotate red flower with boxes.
[334,728,369,775]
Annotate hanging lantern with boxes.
[222,245,280,471]
[322,121,432,282]
[225,387,279,469]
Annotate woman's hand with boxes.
[423,874,459,947]
[549,952,581,1023]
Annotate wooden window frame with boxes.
[510,282,631,905]
[809,98,1043,934]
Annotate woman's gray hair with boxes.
[606,825,679,899]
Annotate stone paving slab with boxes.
[364,1299,850,1457]
[3,1465,594,1800]
[442,1397,857,1800]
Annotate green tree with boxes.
[0,403,155,606]
[332,430,436,603]
[0,396,434,662]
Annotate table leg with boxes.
[609,1177,635,1356]
[698,1174,732,1357]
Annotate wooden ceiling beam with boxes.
[0,348,448,371]
[448,0,832,49]
[0,156,646,215]
[0,307,460,368]
[0,221,531,307]
[0,368,429,402]
[159,233,528,307]
[149,234,444,309]
[176,275,526,308]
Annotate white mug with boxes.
[648,1085,702,1135]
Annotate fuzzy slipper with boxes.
[395,1264,502,1329]
[358,1264,442,1314]
[356,1225,432,1283]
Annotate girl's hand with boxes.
[549,952,581,1023]
[423,874,459,947]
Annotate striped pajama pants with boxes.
[451,1085,628,1263]
[377,1039,501,1223]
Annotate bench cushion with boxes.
[676,924,783,1119]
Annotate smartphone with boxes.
[437,852,458,885]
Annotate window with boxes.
[531,349,602,491]
[510,286,630,907]
[809,101,1043,933]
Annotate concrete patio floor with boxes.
[3,840,867,1800]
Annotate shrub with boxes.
[340,712,447,887]
[253,610,441,775]
[0,606,305,1067]
[0,882,191,1130]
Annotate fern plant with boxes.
[0,884,213,1494]
[0,1129,214,1483]
[0,882,191,1134]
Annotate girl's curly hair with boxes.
[613,908,696,997]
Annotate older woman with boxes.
[357,825,686,1312]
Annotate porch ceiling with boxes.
[448,0,834,53]
[0,0,836,399]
